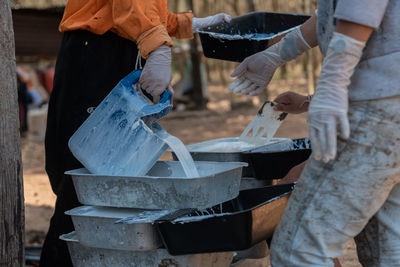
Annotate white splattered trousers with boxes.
[270,96,400,267]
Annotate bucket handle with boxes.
[121,69,173,111]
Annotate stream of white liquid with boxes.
[161,134,200,178]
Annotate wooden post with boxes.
[0,1,25,266]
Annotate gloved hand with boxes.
[192,13,232,32]
[273,92,311,114]
[229,26,311,96]
[308,32,365,162]
[139,45,172,103]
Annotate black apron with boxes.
[40,30,141,267]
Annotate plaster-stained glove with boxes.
[308,32,365,163]
[139,45,172,103]
[229,26,311,96]
[192,13,232,32]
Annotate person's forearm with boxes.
[300,14,318,48]
[335,20,373,42]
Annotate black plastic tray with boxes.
[199,11,310,62]
[157,184,294,255]
[243,138,311,180]
[174,138,311,180]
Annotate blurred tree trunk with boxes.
[186,0,207,108]
[306,0,316,94]
[272,0,279,11]
[232,0,240,15]
[201,0,209,16]
[218,61,227,85]
[171,0,179,12]
[200,0,211,82]
[247,0,256,12]
[0,1,25,267]
[280,64,288,79]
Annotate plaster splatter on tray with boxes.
[198,31,276,41]
[198,27,295,41]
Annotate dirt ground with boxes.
[22,77,360,266]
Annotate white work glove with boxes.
[139,45,172,103]
[229,26,311,96]
[192,13,232,32]
[308,32,365,162]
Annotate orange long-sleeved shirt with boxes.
[59,0,194,58]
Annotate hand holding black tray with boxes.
[199,11,310,62]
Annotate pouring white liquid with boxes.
[161,133,200,178]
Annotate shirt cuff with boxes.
[175,12,194,39]
[136,25,173,59]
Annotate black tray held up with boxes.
[199,11,310,62]
[157,184,295,255]
[243,138,312,180]
[177,138,311,180]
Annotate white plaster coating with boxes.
[187,137,290,153]
[115,210,178,224]
[68,71,173,177]
[198,28,294,41]
[66,206,150,219]
[190,141,265,153]
[240,102,286,145]
[69,93,169,176]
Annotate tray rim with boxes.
[243,148,311,155]
[231,10,312,19]
[65,160,247,180]
[184,137,291,154]
[198,11,312,39]
[243,137,311,154]
[65,205,149,219]
[165,184,295,223]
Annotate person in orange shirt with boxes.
[40,1,230,266]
